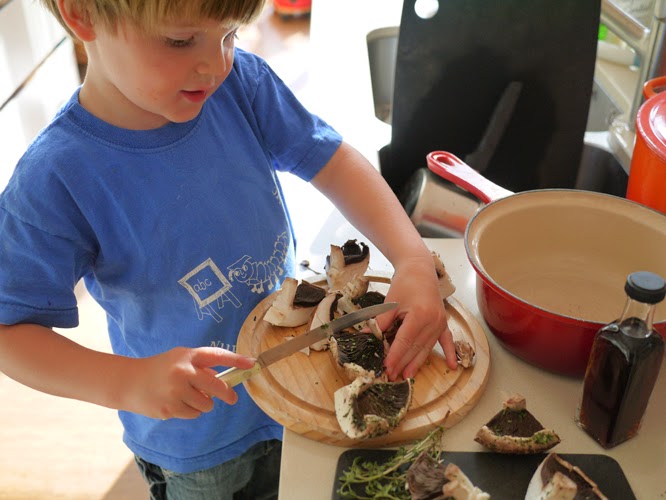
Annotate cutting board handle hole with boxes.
[414,0,439,19]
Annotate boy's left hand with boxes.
[377,258,457,380]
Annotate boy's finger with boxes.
[384,316,426,379]
[401,344,432,379]
[182,387,216,414]
[439,328,458,370]
[193,370,240,404]
[374,308,400,332]
[159,400,203,420]
[190,346,255,370]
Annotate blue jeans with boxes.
[134,440,282,500]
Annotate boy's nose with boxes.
[197,44,231,77]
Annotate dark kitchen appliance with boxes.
[383,0,601,195]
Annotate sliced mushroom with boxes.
[336,275,370,319]
[525,453,609,500]
[292,280,327,307]
[264,278,326,327]
[406,452,448,500]
[334,373,413,439]
[432,251,456,299]
[307,292,341,351]
[528,471,577,500]
[353,290,385,308]
[330,323,388,379]
[365,317,384,340]
[454,339,476,368]
[474,394,561,454]
[406,452,490,500]
[325,240,370,291]
[383,318,402,346]
[442,464,491,500]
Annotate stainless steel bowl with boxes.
[399,168,481,238]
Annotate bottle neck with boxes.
[618,297,657,338]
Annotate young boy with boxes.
[0,0,456,497]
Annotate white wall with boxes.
[0,0,80,191]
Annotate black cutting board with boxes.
[332,450,635,499]
[385,0,601,194]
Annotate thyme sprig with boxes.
[336,426,446,499]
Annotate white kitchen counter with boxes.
[278,239,666,499]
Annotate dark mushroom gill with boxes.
[353,291,386,308]
[406,452,448,500]
[340,239,370,265]
[332,331,385,376]
[487,408,544,438]
[293,281,326,307]
[354,380,412,422]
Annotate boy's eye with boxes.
[165,36,195,48]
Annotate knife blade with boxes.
[216,301,398,387]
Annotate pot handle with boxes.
[643,76,666,99]
[426,151,514,204]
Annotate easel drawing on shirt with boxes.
[179,258,241,323]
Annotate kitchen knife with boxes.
[216,301,398,387]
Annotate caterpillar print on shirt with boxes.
[227,232,289,294]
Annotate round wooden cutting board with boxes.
[237,275,490,447]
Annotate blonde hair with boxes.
[40,0,266,37]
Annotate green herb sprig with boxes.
[336,426,446,499]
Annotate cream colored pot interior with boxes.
[467,190,666,324]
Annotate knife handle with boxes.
[215,362,261,388]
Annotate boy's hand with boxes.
[124,347,256,420]
[378,259,457,380]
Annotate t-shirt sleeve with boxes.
[0,164,96,328]
[247,56,343,181]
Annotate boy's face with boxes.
[82,18,238,130]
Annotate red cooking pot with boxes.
[627,76,666,213]
[427,151,666,377]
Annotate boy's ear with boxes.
[57,0,96,42]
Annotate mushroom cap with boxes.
[264,278,325,327]
[293,280,327,307]
[406,452,448,500]
[474,426,561,454]
[307,292,341,351]
[336,275,369,316]
[353,290,386,309]
[454,339,476,368]
[525,453,608,500]
[432,251,456,299]
[325,240,370,291]
[442,463,491,500]
[334,374,413,439]
[474,394,561,454]
[330,329,386,378]
[406,452,490,500]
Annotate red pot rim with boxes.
[636,89,666,162]
[461,191,666,329]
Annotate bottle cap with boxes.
[625,272,666,304]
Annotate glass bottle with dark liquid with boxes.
[576,271,665,449]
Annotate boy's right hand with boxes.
[124,347,256,420]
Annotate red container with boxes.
[427,151,666,377]
[627,76,666,213]
[273,0,311,16]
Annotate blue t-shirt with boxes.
[0,49,342,473]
